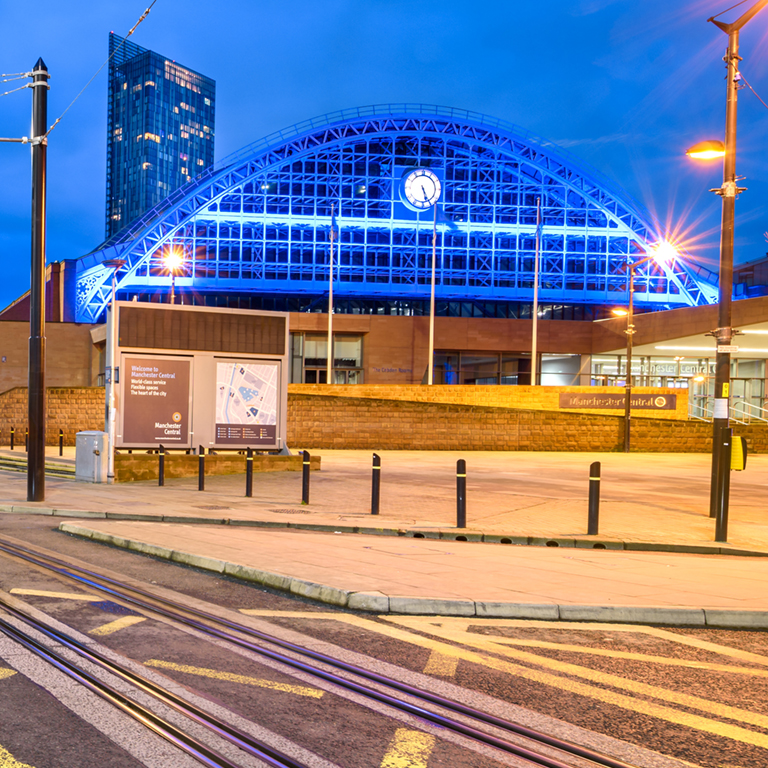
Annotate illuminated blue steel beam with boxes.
[76,104,718,323]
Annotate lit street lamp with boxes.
[612,244,677,452]
[165,250,183,304]
[686,0,767,542]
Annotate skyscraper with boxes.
[105,33,215,239]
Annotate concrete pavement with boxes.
[2,448,768,624]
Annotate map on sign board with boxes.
[215,362,279,446]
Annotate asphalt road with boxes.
[0,515,765,768]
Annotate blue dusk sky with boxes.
[1,0,767,311]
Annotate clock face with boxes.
[402,169,442,209]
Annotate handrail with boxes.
[689,396,768,424]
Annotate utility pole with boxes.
[28,58,49,502]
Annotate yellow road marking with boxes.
[9,589,100,602]
[145,660,324,698]
[380,729,435,768]
[0,745,35,768]
[423,649,458,677]
[494,637,768,677]
[89,616,146,636]
[0,669,16,681]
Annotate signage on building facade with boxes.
[559,392,677,410]
[122,356,192,445]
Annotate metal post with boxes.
[245,447,253,498]
[531,196,541,386]
[10,427,14,451]
[623,267,635,453]
[198,445,205,491]
[25,428,29,453]
[371,452,381,515]
[715,428,733,541]
[456,459,467,529]
[27,58,49,502]
[706,1,768,530]
[58,429,63,457]
[158,444,165,487]
[427,200,438,385]
[327,204,335,385]
[588,461,601,535]
[301,450,310,504]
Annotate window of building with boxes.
[290,333,364,384]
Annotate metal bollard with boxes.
[245,447,253,497]
[301,450,310,505]
[158,444,165,486]
[371,453,381,515]
[59,429,64,457]
[587,461,601,535]
[25,427,29,452]
[456,459,467,529]
[10,426,14,451]
[198,445,205,491]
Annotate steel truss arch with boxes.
[76,104,718,323]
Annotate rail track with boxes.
[0,535,642,768]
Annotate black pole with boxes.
[245,447,253,498]
[301,450,310,505]
[198,445,205,491]
[25,428,29,453]
[456,459,467,529]
[715,428,733,542]
[588,461,601,535]
[158,444,165,486]
[27,58,49,502]
[58,428,63,457]
[371,452,381,515]
[10,427,14,451]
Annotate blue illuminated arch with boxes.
[76,104,718,323]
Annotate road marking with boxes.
[0,669,16,681]
[89,616,146,636]
[9,589,100,602]
[145,660,324,698]
[0,745,35,768]
[423,649,458,677]
[494,637,768,677]
[380,729,435,768]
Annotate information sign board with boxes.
[122,356,191,445]
[214,360,279,446]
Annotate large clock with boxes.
[402,168,442,210]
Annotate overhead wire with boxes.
[709,0,751,21]
[44,0,157,138]
[0,83,30,98]
[740,71,768,110]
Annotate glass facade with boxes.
[78,106,717,324]
[289,333,364,384]
[105,33,215,239]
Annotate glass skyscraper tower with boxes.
[105,33,215,239]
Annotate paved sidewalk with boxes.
[2,449,768,623]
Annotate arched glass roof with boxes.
[76,104,718,323]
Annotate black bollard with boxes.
[59,429,64,457]
[158,444,165,487]
[10,426,14,451]
[25,427,29,453]
[245,447,253,498]
[587,461,601,535]
[301,450,310,505]
[371,453,381,515]
[456,459,467,529]
[198,445,205,491]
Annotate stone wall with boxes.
[289,384,689,420]
[0,387,104,445]
[288,393,768,454]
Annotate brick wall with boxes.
[289,384,689,420]
[0,387,104,445]
[288,393,768,454]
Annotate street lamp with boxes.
[685,0,767,541]
[612,243,677,452]
[102,258,126,482]
[164,249,183,304]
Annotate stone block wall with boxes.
[0,387,104,445]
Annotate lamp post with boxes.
[102,258,126,482]
[686,0,767,541]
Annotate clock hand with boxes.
[421,184,429,202]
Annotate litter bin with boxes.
[75,431,109,483]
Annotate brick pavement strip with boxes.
[58,522,768,627]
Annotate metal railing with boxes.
[689,397,768,424]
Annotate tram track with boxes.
[0,535,642,768]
